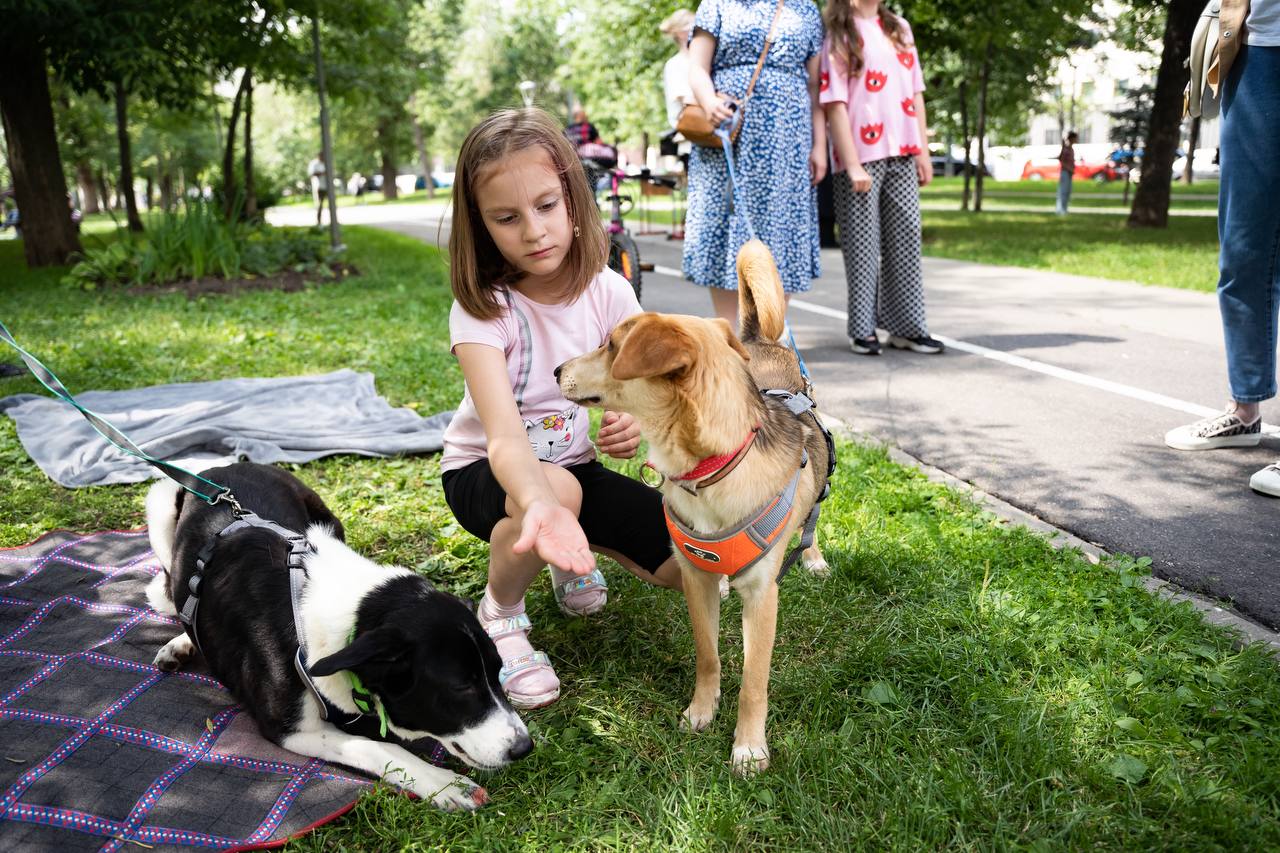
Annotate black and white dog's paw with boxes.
[153,633,194,672]
[426,773,490,811]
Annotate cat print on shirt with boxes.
[525,406,577,462]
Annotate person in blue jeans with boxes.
[1055,131,1078,215]
[1165,0,1280,496]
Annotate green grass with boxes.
[3,230,1278,848]
[920,211,1220,293]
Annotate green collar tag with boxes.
[345,629,389,738]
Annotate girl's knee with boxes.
[541,462,584,514]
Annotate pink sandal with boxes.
[481,613,560,710]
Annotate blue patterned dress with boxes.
[683,0,824,293]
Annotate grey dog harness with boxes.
[178,511,333,719]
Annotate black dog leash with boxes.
[0,319,237,509]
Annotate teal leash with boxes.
[0,319,237,509]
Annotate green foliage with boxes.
[63,202,333,287]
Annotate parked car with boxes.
[1020,157,1120,183]
[1171,148,1219,181]
[929,154,992,177]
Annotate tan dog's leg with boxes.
[802,530,829,577]
[680,564,723,732]
[733,573,779,775]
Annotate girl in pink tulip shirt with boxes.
[819,0,943,356]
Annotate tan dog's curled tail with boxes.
[735,239,786,344]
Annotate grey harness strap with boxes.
[178,511,332,719]
[761,388,836,582]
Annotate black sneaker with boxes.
[850,336,881,355]
[888,334,944,354]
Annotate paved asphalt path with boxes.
[270,202,1280,632]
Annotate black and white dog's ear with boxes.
[309,627,404,677]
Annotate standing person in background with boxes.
[821,0,943,355]
[1166,0,1280,497]
[661,9,697,138]
[307,152,328,226]
[684,0,826,328]
[564,109,601,147]
[1055,131,1078,215]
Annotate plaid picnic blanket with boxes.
[0,528,384,851]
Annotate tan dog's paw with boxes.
[681,696,720,732]
[731,743,770,776]
[802,548,830,578]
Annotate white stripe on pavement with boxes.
[787,298,1271,428]
[642,266,1266,430]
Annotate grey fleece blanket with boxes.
[0,369,453,488]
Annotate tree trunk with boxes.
[222,70,248,220]
[96,171,112,211]
[1184,115,1200,185]
[1128,0,1201,229]
[145,173,155,212]
[974,41,993,213]
[378,117,398,200]
[0,41,81,266]
[413,118,433,199]
[243,67,257,219]
[159,166,174,213]
[113,81,143,232]
[959,79,972,211]
[77,161,101,214]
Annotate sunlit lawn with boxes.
[1,227,1276,848]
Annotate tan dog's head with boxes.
[556,312,751,438]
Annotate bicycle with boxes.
[580,153,672,305]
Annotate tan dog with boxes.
[555,240,832,774]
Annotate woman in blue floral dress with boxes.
[685,0,826,326]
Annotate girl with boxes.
[441,108,682,710]
[820,0,944,356]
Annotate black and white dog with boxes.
[144,462,530,811]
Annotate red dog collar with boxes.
[645,426,759,492]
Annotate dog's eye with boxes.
[607,338,615,352]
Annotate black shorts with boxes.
[441,459,672,573]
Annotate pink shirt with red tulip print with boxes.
[819,16,926,171]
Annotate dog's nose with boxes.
[506,732,534,761]
[553,364,563,382]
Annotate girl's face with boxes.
[474,146,574,293]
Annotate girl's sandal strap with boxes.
[555,568,608,603]
[482,613,532,641]
[499,651,553,687]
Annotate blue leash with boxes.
[716,122,811,381]
[0,319,235,508]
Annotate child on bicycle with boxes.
[441,107,682,709]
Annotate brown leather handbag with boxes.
[676,0,785,148]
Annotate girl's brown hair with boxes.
[449,107,608,320]
[823,3,910,79]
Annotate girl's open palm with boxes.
[512,500,596,575]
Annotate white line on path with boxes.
[653,257,1269,428]
[784,297,1276,429]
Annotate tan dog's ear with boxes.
[712,318,751,362]
[612,315,694,380]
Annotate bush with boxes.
[65,201,335,288]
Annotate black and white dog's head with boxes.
[304,529,531,770]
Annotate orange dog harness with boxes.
[664,465,802,576]
[655,389,835,581]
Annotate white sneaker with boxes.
[1165,409,1262,450]
[1250,462,1280,497]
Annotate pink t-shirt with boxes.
[441,268,641,472]
[819,16,926,171]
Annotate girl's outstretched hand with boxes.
[513,499,596,575]
[596,411,641,459]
